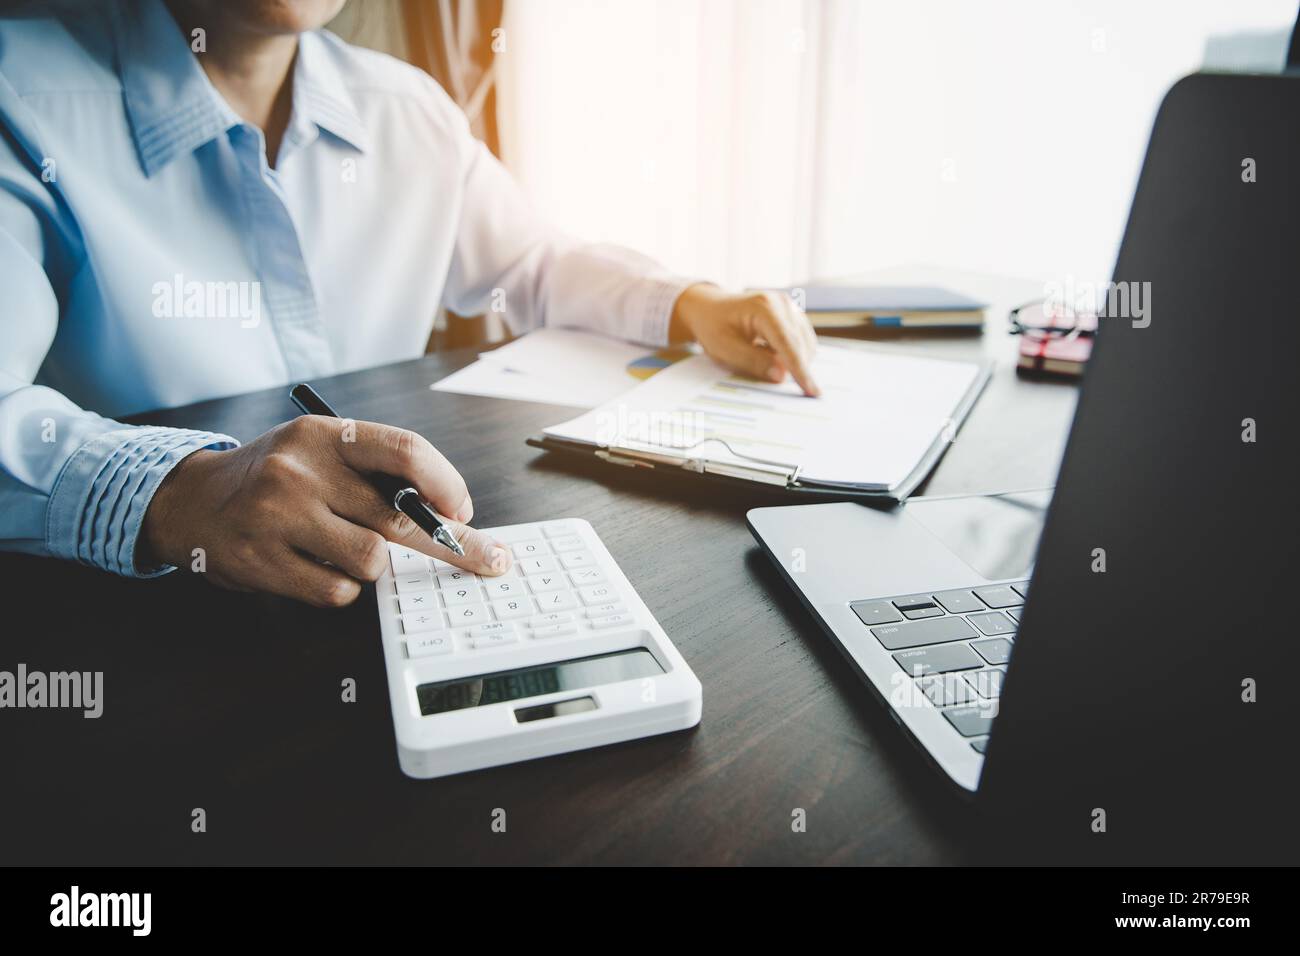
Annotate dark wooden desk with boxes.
[1,332,1077,865]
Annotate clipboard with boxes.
[526,346,992,503]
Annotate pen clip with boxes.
[392,487,420,510]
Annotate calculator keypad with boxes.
[387,521,637,660]
[397,590,438,614]
[401,611,445,633]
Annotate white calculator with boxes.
[376,518,703,778]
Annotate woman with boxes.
[0,0,819,605]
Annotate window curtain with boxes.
[495,0,844,292]
[494,0,1299,295]
[402,0,505,157]
[400,0,507,347]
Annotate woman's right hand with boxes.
[140,416,512,607]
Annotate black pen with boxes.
[288,383,466,557]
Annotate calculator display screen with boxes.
[416,648,664,716]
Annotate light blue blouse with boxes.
[0,0,686,577]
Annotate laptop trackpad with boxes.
[749,490,1051,607]
[904,489,1050,582]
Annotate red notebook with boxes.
[1017,333,1093,377]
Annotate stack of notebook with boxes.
[764,284,987,330]
[1016,334,1093,377]
[1014,308,1097,378]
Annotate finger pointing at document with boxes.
[668,283,822,397]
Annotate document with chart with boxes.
[532,343,990,499]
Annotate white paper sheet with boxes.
[543,344,983,491]
[430,328,661,409]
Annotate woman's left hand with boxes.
[669,283,821,396]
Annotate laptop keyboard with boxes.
[849,581,1029,753]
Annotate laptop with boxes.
[747,73,1296,864]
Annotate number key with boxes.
[512,540,549,558]
[451,604,490,626]
[518,555,558,575]
[485,578,521,600]
[539,590,578,612]
[527,572,566,593]
[443,585,481,607]
[437,569,479,588]
[492,597,534,621]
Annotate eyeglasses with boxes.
[1008,300,1098,342]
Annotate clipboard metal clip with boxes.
[606,435,803,486]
